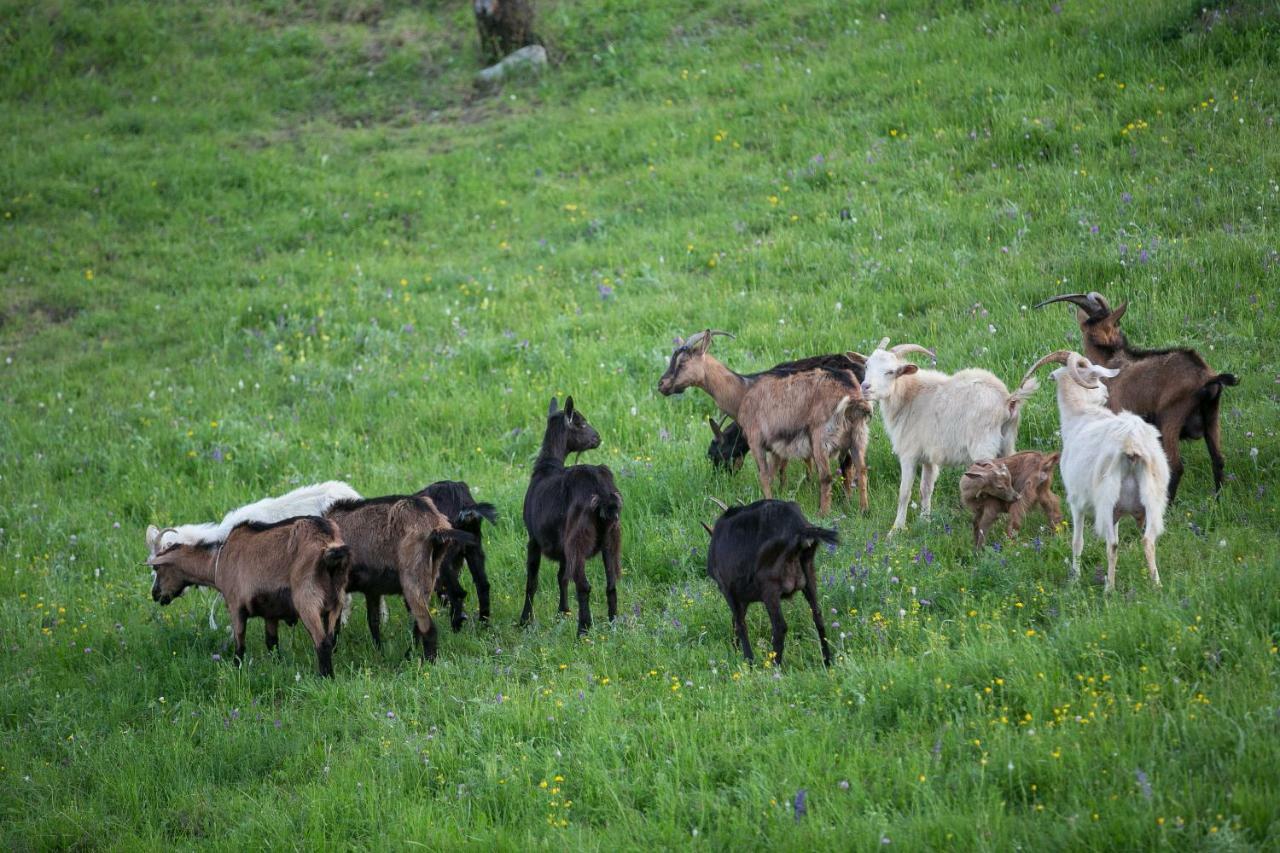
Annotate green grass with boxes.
[2,0,1279,846]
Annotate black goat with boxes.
[519,397,623,636]
[415,480,498,630]
[705,499,837,667]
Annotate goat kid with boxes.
[415,480,498,630]
[520,397,623,636]
[704,499,838,666]
[861,338,1039,533]
[960,452,1063,550]
[1035,291,1237,499]
[327,495,475,661]
[1023,351,1169,592]
[146,516,350,676]
[737,367,872,515]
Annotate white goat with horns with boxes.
[860,337,1040,533]
[1022,350,1169,592]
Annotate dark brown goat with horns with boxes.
[1034,291,1237,499]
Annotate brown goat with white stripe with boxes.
[146,516,351,677]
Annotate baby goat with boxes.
[1023,351,1169,592]
[327,495,474,661]
[520,397,623,636]
[704,499,838,667]
[737,367,872,515]
[415,480,498,630]
[861,338,1039,532]
[146,517,350,676]
[1035,291,1237,499]
[960,452,1063,550]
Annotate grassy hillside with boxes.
[2,0,1278,846]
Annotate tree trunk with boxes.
[474,0,536,64]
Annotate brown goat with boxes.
[146,516,350,677]
[1035,291,1237,499]
[327,495,474,661]
[737,367,873,515]
[960,452,1064,550]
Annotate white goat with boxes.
[1023,351,1169,592]
[147,480,362,554]
[860,338,1039,532]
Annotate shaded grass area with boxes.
[1,0,1278,847]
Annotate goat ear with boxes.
[145,525,160,553]
[701,522,713,537]
[1109,301,1127,322]
[694,329,713,354]
[845,350,867,363]
[897,363,918,377]
[563,396,575,418]
[963,469,987,480]
[707,416,723,439]
[548,397,559,417]
[1045,452,1061,467]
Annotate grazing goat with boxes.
[704,499,838,666]
[414,480,498,630]
[519,397,623,636]
[326,495,475,661]
[960,452,1063,550]
[151,480,361,553]
[659,331,870,506]
[146,517,350,676]
[1035,291,1237,499]
[736,367,873,515]
[860,338,1039,532]
[1023,351,1169,592]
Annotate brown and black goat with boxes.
[704,498,837,667]
[1035,290,1237,499]
[960,452,1064,550]
[737,366,873,515]
[519,396,623,636]
[326,495,475,661]
[415,480,498,630]
[660,331,867,494]
[146,516,350,677]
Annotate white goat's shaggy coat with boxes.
[861,342,1038,532]
[150,480,362,552]
[1045,353,1169,592]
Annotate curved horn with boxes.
[1020,350,1072,388]
[1086,291,1111,312]
[681,329,735,350]
[151,526,179,555]
[1032,292,1104,316]
[890,343,936,361]
[875,336,891,351]
[1067,352,1103,389]
[705,496,729,512]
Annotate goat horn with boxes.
[1067,352,1104,389]
[1086,291,1112,312]
[706,496,729,512]
[891,343,936,361]
[1020,350,1072,387]
[682,329,735,349]
[875,337,891,351]
[1032,292,1104,316]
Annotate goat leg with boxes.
[602,523,621,622]
[810,427,834,516]
[890,457,916,533]
[571,559,593,636]
[761,590,787,667]
[264,618,280,653]
[557,561,572,615]
[231,606,248,666]
[1040,490,1064,531]
[726,594,752,662]
[802,564,832,667]
[518,540,542,627]
[300,608,334,677]
[465,544,492,624]
[1205,411,1227,495]
[1068,504,1084,582]
[1143,533,1161,587]
[365,593,384,648]
[1158,416,1186,502]
[919,462,940,518]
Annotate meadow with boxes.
[1,0,1278,847]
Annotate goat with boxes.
[146,516,350,676]
[736,367,873,515]
[414,480,498,630]
[960,452,1063,550]
[151,480,362,553]
[860,338,1040,533]
[326,495,475,660]
[659,331,871,505]
[519,397,623,636]
[1022,351,1169,592]
[1035,291,1237,499]
[704,498,838,666]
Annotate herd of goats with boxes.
[144,291,1238,674]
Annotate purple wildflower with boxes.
[1139,249,1149,263]
[597,283,614,300]
[838,779,850,790]
[1090,224,1099,234]
[793,788,808,820]
[1121,192,1133,204]
[210,447,224,463]
[1135,768,1152,801]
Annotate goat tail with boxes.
[800,525,840,550]
[456,502,499,526]
[1006,375,1040,416]
[433,528,480,549]
[320,544,350,576]
[1199,373,1238,403]
[1124,431,1169,540]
